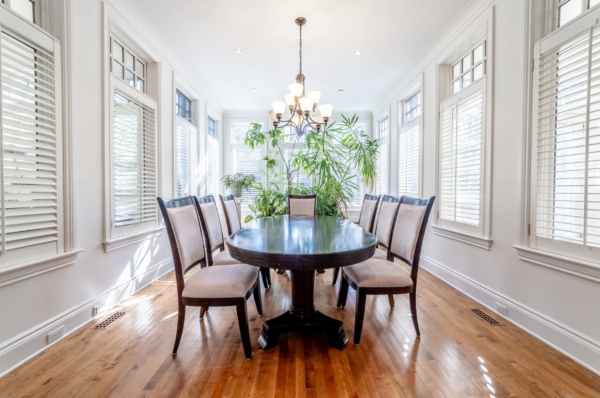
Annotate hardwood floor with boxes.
[2,261,600,397]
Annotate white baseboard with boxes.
[420,255,600,377]
[0,257,174,379]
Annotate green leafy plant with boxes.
[221,172,256,197]
[339,115,378,188]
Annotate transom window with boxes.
[207,117,217,138]
[175,90,192,123]
[110,37,146,93]
[557,0,600,27]
[1,0,36,24]
[452,41,486,95]
[404,92,421,123]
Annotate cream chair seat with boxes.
[212,250,242,266]
[371,248,387,260]
[183,263,259,299]
[343,259,413,289]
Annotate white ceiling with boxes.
[130,0,472,112]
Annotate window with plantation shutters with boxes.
[206,133,220,197]
[398,124,420,197]
[176,116,198,197]
[230,122,264,204]
[439,80,485,235]
[0,14,64,267]
[531,8,600,263]
[110,76,157,238]
[375,118,389,195]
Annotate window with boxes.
[109,77,157,238]
[110,37,146,93]
[231,122,263,203]
[405,92,421,123]
[0,15,63,267]
[556,0,600,27]
[1,0,37,24]
[206,117,220,197]
[531,8,600,262]
[452,41,486,94]
[399,92,421,197]
[439,86,484,234]
[375,117,389,195]
[175,115,198,197]
[175,90,192,123]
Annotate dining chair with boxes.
[157,196,263,359]
[336,195,435,345]
[284,194,322,274]
[220,194,271,289]
[332,194,380,285]
[288,194,317,216]
[372,195,402,261]
[194,195,241,267]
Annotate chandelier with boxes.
[269,17,333,136]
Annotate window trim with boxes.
[397,82,423,198]
[434,17,493,244]
[553,0,600,29]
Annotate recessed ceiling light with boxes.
[253,88,257,92]
[236,48,242,53]
[355,50,361,55]
[339,89,344,92]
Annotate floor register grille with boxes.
[95,312,126,329]
[471,308,502,325]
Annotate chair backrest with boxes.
[157,196,206,293]
[357,194,380,233]
[194,195,224,266]
[374,195,401,249]
[220,194,241,236]
[388,196,436,280]
[288,194,317,216]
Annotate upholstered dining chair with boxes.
[336,195,435,345]
[220,194,271,289]
[284,194,322,274]
[194,195,241,267]
[332,194,380,285]
[288,194,317,216]
[371,195,402,261]
[157,196,262,359]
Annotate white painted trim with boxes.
[420,255,600,376]
[514,245,600,283]
[0,257,174,379]
[431,225,492,250]
[102,227,164,253]
[0,250,82,287]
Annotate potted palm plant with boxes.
[221,173,256,197]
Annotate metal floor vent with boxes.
[95,312,125,330]
[471,309,502,326]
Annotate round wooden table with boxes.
[226,215,378,350]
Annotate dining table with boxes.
[226,215,378,350]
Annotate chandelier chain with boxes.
[299,23,302,74]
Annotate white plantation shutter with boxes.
[0,26,63,264]
[233,148,262,202]
[375,140,389,195]
[398,124,420,197]
[111,79,157,237]
[532,11,600,262]
[206,135,219,196]
[439,87,484,230]
[176,117,198,197]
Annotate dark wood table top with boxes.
[226,215,378,270]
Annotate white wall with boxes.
[0,0,222,377]
[373,0,600,375]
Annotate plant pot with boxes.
[229,185,243,197]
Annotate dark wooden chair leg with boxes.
[336,274,349,308]
[388,294,395,308]
[173,303,186,355]
[236,300,252,359]
[409,291,420,336]
[199,306,207,319]
[253,279,263,315]
[260,268,270,289]
[354,289,367,345]
[332,267,340,285]
[276,269,286,274]
[266,268,272,286]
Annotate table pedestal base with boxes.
[258,269,348,350]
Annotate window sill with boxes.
[103,227,164,253]
[0,249,83,287]
[431,225,492,250]
[513,245,600,284]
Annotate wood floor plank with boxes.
[2,265,599,398]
